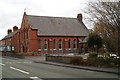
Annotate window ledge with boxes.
[38,49,41,51]
[68,48,71,50]
[73,48,76,49]
[59,49,62,50]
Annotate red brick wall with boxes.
[12,32,20,53]
[5,38,12,46]
[20,13,30,53]
[37,37,84,54]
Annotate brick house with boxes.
[1,26,20,56]
[1,12,89,56]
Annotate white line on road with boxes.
[30,77,43,80]
[10,66,30,74]
[0,63,5,66]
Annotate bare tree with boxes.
[84,1,120,55]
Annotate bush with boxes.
[85,57,99,66]
[86,57,119,67]
[70,56,83,65]
[89,52,98,58]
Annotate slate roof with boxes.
[2,30,19,40]
[27,15,89,37]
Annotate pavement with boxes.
[24,55,119,74]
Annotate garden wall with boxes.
[46,55,82,64]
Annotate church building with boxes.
[1,12,89,56]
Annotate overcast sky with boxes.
[0,0,93,40]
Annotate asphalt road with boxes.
[1,56,119,80]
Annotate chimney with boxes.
[13,26,18,32]
[7,29,12,34]
[77,13,82,21]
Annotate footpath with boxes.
[24,55,119,74]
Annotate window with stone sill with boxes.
[73,39,77,49]
[38,40,41,49]
[68,39,71,49]
[44,39,47,49]
[53,39,56,49]
[59,40,62,49]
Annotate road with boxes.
[0,56,119,80]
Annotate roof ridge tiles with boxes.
[27,15,76,19]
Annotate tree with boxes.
[84,1,120,54]
[87,32,102,52]
[94,21,118,53]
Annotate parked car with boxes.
[109,54,119,59]
[97,54,104,58]
[66,53,74,55]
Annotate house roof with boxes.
[27,15,89,36]
[2,30,19,40]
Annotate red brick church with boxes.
[1,12,89,56]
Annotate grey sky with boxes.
[0,0,91,40]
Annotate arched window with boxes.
[26,31,28,39]
[53,39,56,49]
[38,39,41,49]
[73,39,77,48]
[59,40,62,49]
[68,39,71,48]
[44,39,47,49]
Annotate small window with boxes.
[44,39,47,49]
[59,40,62,49]
[53,39,56,49]
[26,31,28,39]
[38,40,41,49]
[73,39,77,48]
[68,39,71,48]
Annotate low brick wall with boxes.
[2,52,6,56]
[24,52,41,56]
[46,55,82,64]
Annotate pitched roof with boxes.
[2,30,19,40]
[27,15,89,37]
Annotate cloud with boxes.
[0,0,89,40]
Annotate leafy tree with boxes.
[87,32,102,52]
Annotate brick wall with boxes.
[12,32,20,53]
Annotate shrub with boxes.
[86,57,119,67]
[89,52,98,58]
